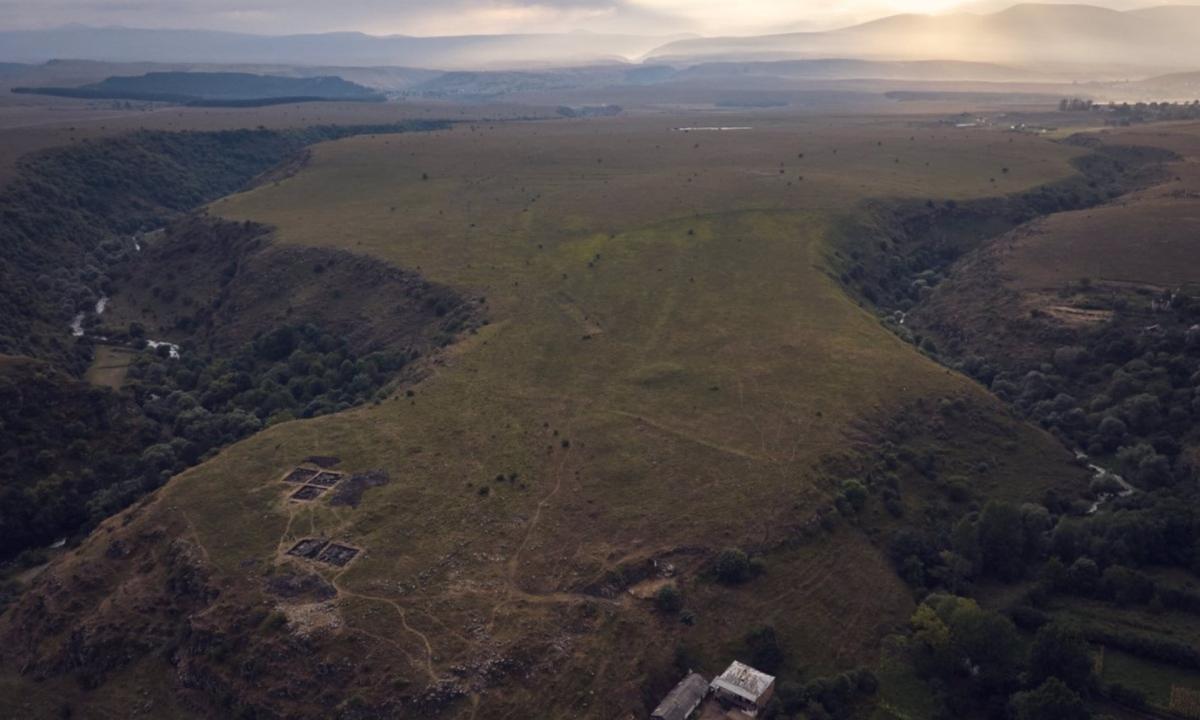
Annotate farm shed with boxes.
[652,672,708,720]
[709,661,775,715]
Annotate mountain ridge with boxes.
[645,3,1200,73]
[5,6,1200,73]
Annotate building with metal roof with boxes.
[709,661,775,715]
[651,672,708,720]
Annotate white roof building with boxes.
[651,672,708,720]
[709,661,776,714]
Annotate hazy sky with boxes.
[0,0,1190,35]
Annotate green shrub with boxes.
[655,584,683,613]
[715,548,751,585]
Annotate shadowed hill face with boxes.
[1,116,1091,718]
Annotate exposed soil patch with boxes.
[328,469,391,508]
[1038,303,1114,327]
[304,455,341,468]
[265,571,337,602]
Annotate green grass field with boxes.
[1101,647,1200,710]
[1,114,1095,718]
[84,345,137,389]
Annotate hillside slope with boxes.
[0,116,1095,718]
[910,123,1200,364]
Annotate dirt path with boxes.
[332,575,439,682]
[607,408,767,462]
[488,422,575,632]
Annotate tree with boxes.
[1116,443,1172,487]
[744,625,784,673]
[1029,622,1093,693]
[655,584,683,613]
[1066,558,1100,596]
[1020,504,1052,564]
[911,596,1021,689]
[1010,677,1090,720]
[1039,556,1067,593]
[1119,394,1162,434]
[1097,415,1127,450]
[978,501,1027,581]
[715,548,751,585]
[945,598,1023,694]
[930,550,973,594]
[841,480,868,512]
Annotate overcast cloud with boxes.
[0,0,1191,36]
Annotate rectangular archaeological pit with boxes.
[316,543,360,567]
[282,467,320,484]
[290,485,327,501]
[309,471,344,488]
[286,538,329,559]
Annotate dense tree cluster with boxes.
[0,324,408,565]
[767,667,879,720]
[1058,98,1200,125]
[0,121,448,372]
[906,595,1093,719]
[0,360,150,565]
[971,299,1200,488]
[129,323,409,430]
[1105,100,1200,125]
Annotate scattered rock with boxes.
[265,572,337,602]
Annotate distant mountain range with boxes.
[4,6,1200,76]
[0,26,691,70]
[648,4,1200,74]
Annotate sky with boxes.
[0,0,1193,36]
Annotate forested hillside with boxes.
[0,121,447,373]
[0,120,477,566]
